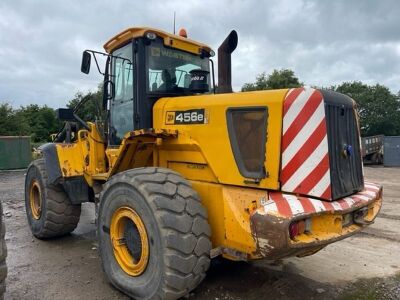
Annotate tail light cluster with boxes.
[289,218,312,240]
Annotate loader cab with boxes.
[84,28,214,145]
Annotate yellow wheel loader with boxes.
[24,27,382,299]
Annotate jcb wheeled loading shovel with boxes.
[25,27,382,299]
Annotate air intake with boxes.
[226,107,268,180]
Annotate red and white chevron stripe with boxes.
[262,182,381,218]
[280,87,331,199]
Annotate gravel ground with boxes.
[1,166,399,299]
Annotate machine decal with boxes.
[165,109,206,125]
[280,87,332,200]
[263,182,381,218]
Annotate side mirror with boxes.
[56,108,75,121]
[81,51,91,74]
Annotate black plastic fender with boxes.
[39,143,90,204]
[40,143,62,185]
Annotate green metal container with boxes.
[0,136,32,170]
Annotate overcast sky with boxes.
[1,0,399,108]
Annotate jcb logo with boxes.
[150,47,161,57]
[165,112,176,125]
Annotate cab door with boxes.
[109,43,135,145]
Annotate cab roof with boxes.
[103,27,213,55]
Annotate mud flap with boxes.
[63,177,90,205]
[40,143,62,185]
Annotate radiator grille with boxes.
[322,90,364,199]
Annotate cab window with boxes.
[110,43,134,145]
[146,40,210,94]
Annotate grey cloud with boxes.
[0,0,399,108]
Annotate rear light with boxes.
[289,219,311,240]
[289,222,300,239]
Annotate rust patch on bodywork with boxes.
[250,210,327,260]
[250,194,382,260]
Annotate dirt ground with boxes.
[1,166,399,300]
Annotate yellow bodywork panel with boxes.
[191,181,267,258]
[103,27,212,55]
[153,89,287,190]
[55,123,106,186]
[56,127,177,183]
[292,198,383,245]
[104,129,177,177]
[56,142,85,177]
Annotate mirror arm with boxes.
[92,51,105,76]
[85,50,132,66]
[82,49,132,76]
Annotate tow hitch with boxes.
[353,207,373,225]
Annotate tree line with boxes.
[1,70,399,142]
[0,89,102,143]
[241,69,400,136]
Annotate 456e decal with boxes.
[165,109,207,125]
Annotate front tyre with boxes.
[24,159,81,239]
[98,168,211,300]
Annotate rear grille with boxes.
[321,90,364,199]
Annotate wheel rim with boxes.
[29,180,42,220]
[110,206,149,276]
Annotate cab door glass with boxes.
[110,43,134,145]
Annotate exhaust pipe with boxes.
[217,30,238,94]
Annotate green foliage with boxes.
[15,105,60,142]
[0,85,104,142]
[0,103,30,136]
[0,103,60,142]
[333,81,400,136]
[241,69,302,91]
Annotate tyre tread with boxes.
[100,167,211,299]
[26,159,81,239]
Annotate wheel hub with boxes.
[110,206,149,276]
[29,180,42,220]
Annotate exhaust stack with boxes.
[217,30,238,94]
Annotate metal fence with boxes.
[0,136,32,170]
[384,136,400,167]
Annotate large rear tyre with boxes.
[24,159,81,239]
[98,167,211,300]
[0,201,7,299]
